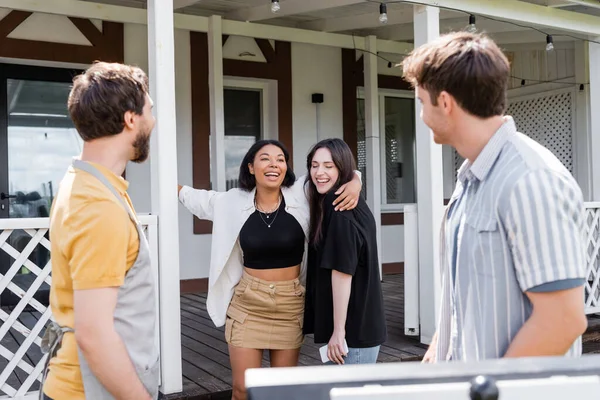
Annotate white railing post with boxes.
[413,5,443,346]
[364,35,383,279]
[403,204,419,336]
[589,39,600,201]
[147,0,183,394]
[208,15,227,192]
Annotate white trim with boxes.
[0,57,89,70]
[223,77,278,141]
[552,0,600,10]
[381,204,416,212]
[574,40,591,201]
[357,88,417,207]
[590,40,600,201]
[363,35,382,279]
[208,15,226,193]
[413,4,443,346]
[0,218,49,229]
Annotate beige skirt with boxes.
[225,271,305,350]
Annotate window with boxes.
[0,64,81,308]
[224,88,262,189]
[210,88,263,189]
[357,92,417,206]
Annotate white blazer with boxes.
[178,178,310,327]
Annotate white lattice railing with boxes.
[0,215,159,400]
[584,202,600,315]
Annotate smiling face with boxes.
[310,147,340,194]
[248,144,287,190]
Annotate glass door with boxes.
[0,64,82,308]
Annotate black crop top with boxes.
[239,197,305,269]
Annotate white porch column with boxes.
[208,15,227,191]
[589,39,600,201]
[147,0,182,394]
[574,41,591,200]
[413,5,443,345]
[364,35,383,278]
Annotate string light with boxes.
[364,0,600,47]
[466,14,477,33]
[271,0,280,13]
[546,35,555,52]
[379,3,388,24]
[348,34,590,86]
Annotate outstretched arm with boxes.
[177,184,224,221]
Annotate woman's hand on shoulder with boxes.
[332,176,361,212]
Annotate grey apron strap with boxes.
[72,159,138,224]
[39,322,74,400]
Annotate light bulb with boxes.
[379,3,388,24]
[271,0,280,13]
[466,15,476,33]
[546,35,554,52]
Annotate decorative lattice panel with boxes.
[454,90,574,177]
[0,226,52,398]
[0,219,157,398]
[584,206,600,314]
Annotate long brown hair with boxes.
[305,138,356,245]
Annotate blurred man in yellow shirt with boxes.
[41,62,159,400]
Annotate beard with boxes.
[131,126,151,163]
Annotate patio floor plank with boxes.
[168,273,427,399]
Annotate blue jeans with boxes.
[326,345,380,365]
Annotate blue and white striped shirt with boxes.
[436,116,586,362]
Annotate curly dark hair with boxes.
[238,139,296,191]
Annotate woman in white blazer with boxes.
[178,139,361,400]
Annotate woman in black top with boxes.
[178,139,363,399]
[304,138,387,365]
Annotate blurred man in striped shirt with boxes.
[402,32,587,363]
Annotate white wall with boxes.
[124,23,152,214]
[291,42,344,176]
[172,29,213,281]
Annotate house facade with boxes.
[0,0,599,398]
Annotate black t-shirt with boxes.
[303,191,387,348]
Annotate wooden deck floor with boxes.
[169,273,427,400]
[5,273,600,399]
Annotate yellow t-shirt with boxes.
[43,162,139,400]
